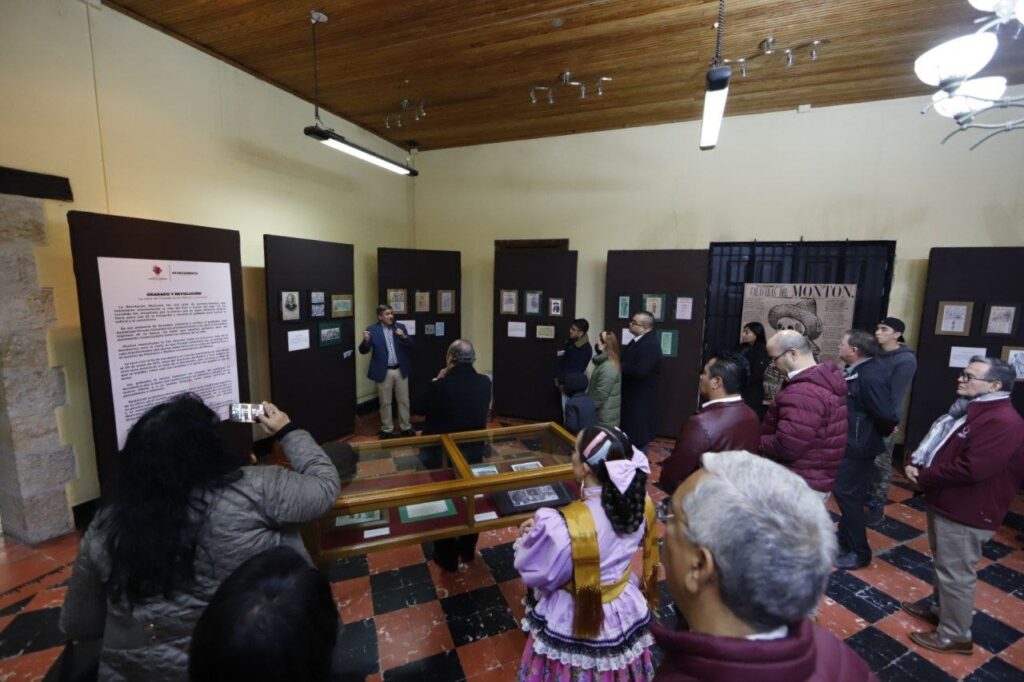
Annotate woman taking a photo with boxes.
[60,394,339,680]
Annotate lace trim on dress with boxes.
[521,609,653,671]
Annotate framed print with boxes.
[675,296,694,321]
[935,300,973,336]
[280,290,300,321]
[333,509,387,529]
[309,303,326,319]
[318,321,342,347]
[500,289,518,315]
[310,290,325,305]
[659,329,678,358]
[492,482,572,515]
[642,293,666,322]
[414,290,431,313]
[1002,346,1024,382]
[435,321,445,336]
[548,297,564,317]
[387,288,407,314]
[437,289,456,314]
[949,346,987,368]
[535,324,556,339]
[471,464,500,477]
[511,461,543,471]
[424,323,436,335]
[399,499,456,523]
[330,294,353,318]
[983,303,1020,337]
[617,295,631,319]
[525,290,543,315]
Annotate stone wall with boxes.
[0,193,74,543]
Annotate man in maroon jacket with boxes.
[760,330,848,496]
[903,357,1024,655]
[660,351,760,494]
[653,451,877,682]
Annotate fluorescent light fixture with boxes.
[304,126,418,176]
[700,66,732,150]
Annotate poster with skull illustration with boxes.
[741,283,858,364]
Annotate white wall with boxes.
[414,93,1024,373]
[1,0,415,504]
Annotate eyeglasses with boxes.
[769,349,791,364]
[628,319,642,327]
[656,497,675,522]
[959,372,989,383]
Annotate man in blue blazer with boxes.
[359,304,414,438]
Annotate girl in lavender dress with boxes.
[514,426,659,681]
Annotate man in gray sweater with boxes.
[867,317,918,526]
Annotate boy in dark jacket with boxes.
[562,373,597,435]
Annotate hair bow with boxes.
[604,447,650,494]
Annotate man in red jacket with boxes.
[903,357,1024,655]
[660,351,760,494]
[653,451,877,681]
[760,330,848,496]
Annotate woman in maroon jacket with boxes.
[654,451,877,682]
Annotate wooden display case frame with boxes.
[303,422,577,565]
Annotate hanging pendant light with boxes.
[700,0,730,150]
[913,32,998,88]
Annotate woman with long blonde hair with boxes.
[588,331,622,428]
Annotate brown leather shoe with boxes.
[909,630,973,655]
[900,600,939,627]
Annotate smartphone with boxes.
[228,402,265,423]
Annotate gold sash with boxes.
[559,497,660,638]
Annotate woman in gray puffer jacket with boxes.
[587,330,622,428]
[60,394,340,681]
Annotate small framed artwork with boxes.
[675,296,694,321]
[280,291,301,321]
[1002,346,1024,382]
[437,289,456,314]
[318,321,342,347]
[983,303,1020,337]
[471,464,500,477]
[548,297,564,317]
[333,509,387,529]
[500,289,518,315]
[511,461,543,472]
[387,288,407,314]
[617,295,631,319]
[659,329,678,357]
[642,293,666,322]
[424,323,436,335]
[525,290,543,315]
[935,301,973,336]
[536,324,556,339]
[435,321,445,336]
[330,294,353,318]
[414,290,431,313]
[310,290,325,306]
[309,303,326,319]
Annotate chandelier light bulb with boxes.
[914,32,998,87]
[930,76,1007,117]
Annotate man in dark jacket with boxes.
[903,357,1024,655]
[760,330,848,495]
[660,351,760,494]
[555,319,592,420]
[621,311,663,451]
[421,339,492,572]
[834,330,898,570]
[866,317,918,525]
[358,304,414,438]
[654,451,877,682]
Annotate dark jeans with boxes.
[835,454,875,561]
[433,534,479,571]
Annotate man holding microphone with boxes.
[359,304,414,439]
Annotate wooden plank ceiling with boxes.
[107,0,1024,151]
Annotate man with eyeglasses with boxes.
[901,357,1024,656]
[651,451,876,681]
[620,311,662,452]
[760,330,848,498]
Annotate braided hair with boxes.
[577,426,648,534]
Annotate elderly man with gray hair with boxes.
[902,356,1024,656]
[421,339,492,571]
[652,451,877,681]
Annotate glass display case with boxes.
[303,422,580,564]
